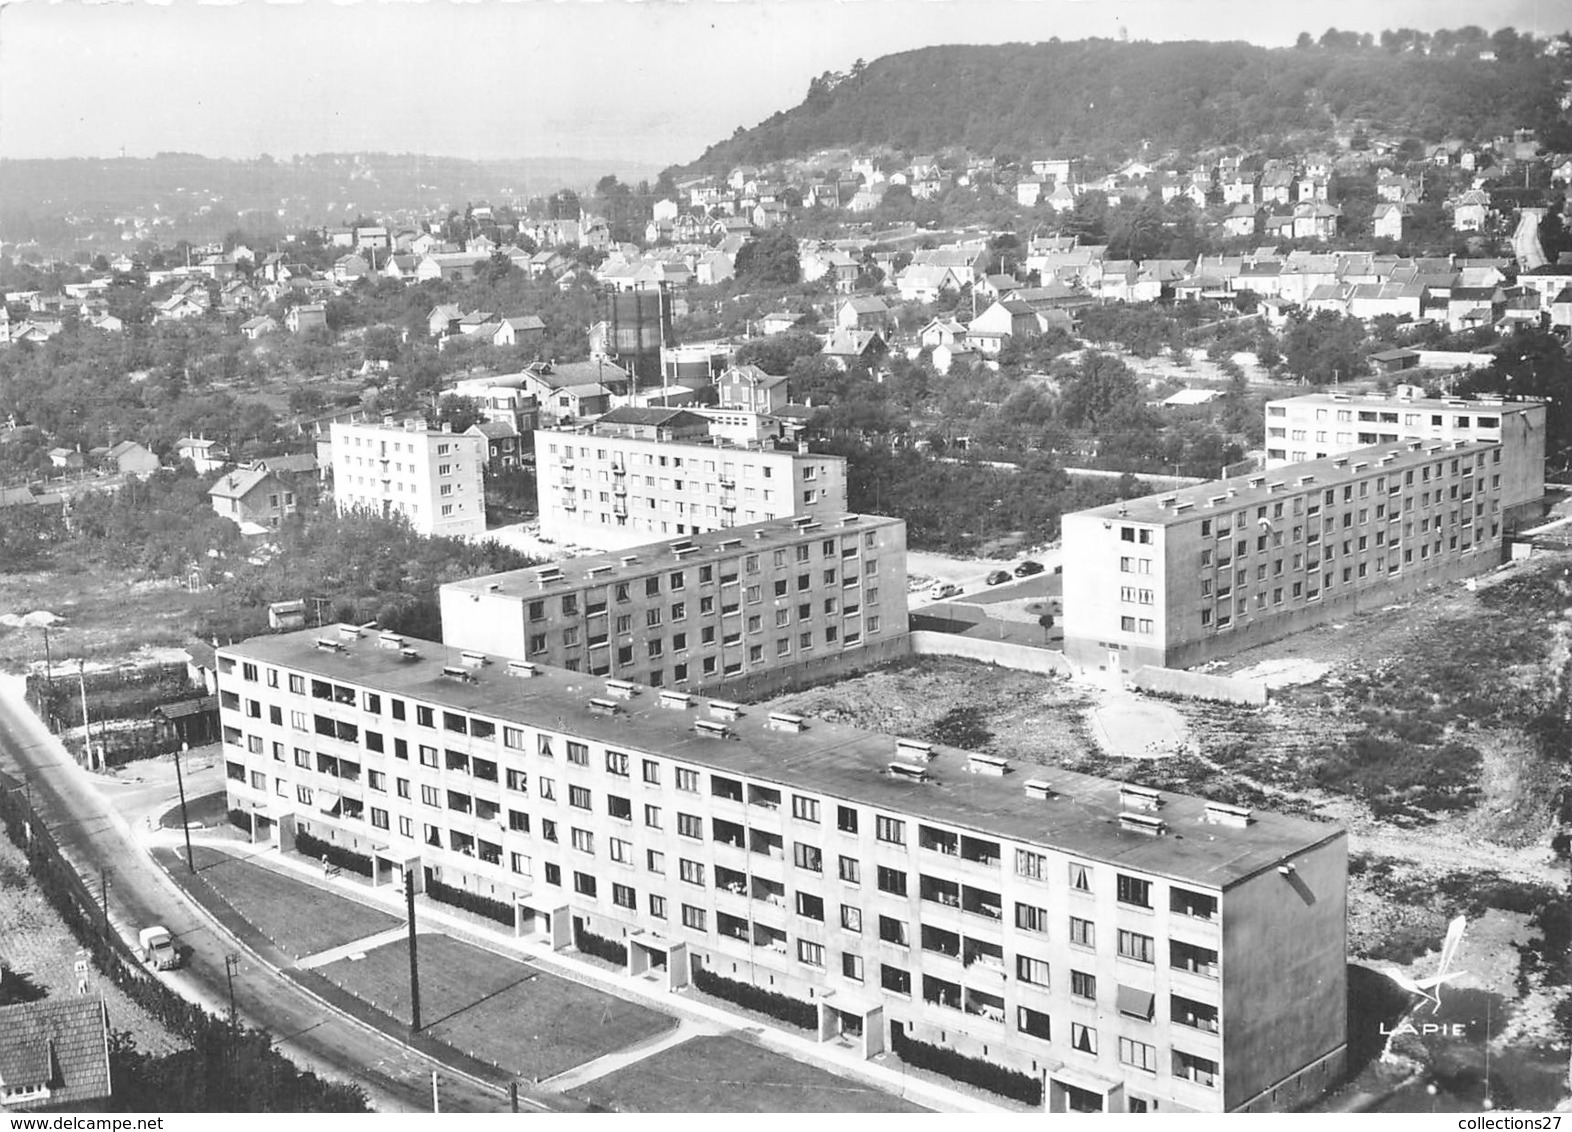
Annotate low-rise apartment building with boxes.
[1263,392,1544,525]
[535,422,848,551]
[1064,440,1505,671]
[217,626,1347,1113]
[330,419,486,539]
[441,514,909,699]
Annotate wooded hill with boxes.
[680,34,1572,172]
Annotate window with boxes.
[795,891,824,921]
[1173,1051,1218,1088]
[1017,955,1050,986]
[840,905,863,932]
[675,767,700,792]
[876,866,907,896]
[642,759,660,785]
[649,894,667,919]
[568,785,591,810]
[878,916,910,946]
[1171,940,1220,978]
[1018,1005,1052,1041]
[794,842,823,872]
[1015,903,1047,933]
[837,806,859,834]
[791,795,820,823]
[1015,849,1046,880]
[1070,1022,1097,1055]
[612,882,636,909]
[1118,929,1155,964]
[1120,1037,1158,1073]
[1071,970,1097,1000]
[797,939,825,967]
[416,706,435,728]
[681,904,706,931]
[605,750,630,776]
[607,795,632,821]
[880,964,911,996]
[838,856,861,884]
[1069,917,1095,948]
[420,784,441,807]
[1117,874,1152,908]
[573,872,597,898]
[646,849,665,874]
[875,815,905,844]
[843,953,864,982]
[1173,994,1220,1032]
[566,740,589,766]
[1171,887,1218,920]
[677,812,703,839]
[571,827,594,854]
[538,777,556,801]
[1068,863,1092,892]
[679,858,705,886]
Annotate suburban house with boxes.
[1453,190,1490,232]
[821,328,887,370]
[918,316,967,349]
[208,466,297,531]
[894,263,965,303]
[491,315,547,349]
[47,447,83,471]
[285,304,327,334]
[0,997,113,1112]
[240,315,278,340]
[466,419,524,473]
[175,437,227,473]
[835,295,891,334]
[1372,202,1407,242]
[965,299,1037,354]
[717,364,789,413]
[101,440,160,477]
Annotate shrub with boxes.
[891,1024,1042,1105]
[424,876,514,926]
[573,924,627,966]
[691,965,816,1030]
[292,829,372,877]
[227,808,253,833]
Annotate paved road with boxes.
[0,678,519,1113]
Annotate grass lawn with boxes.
[317,934,675,1081]
[183,844,402,958]
[569,1034,930,1113]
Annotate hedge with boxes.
[227,808,253,833]
[691,964,816,1030]
[293,829,373,877]
[572,924,627,966]
[425,875,514,925]
[891,1023,1042,1105]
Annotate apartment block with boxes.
[330,419,486,539]
[441,514,908,700]
[1064,440,1505,671]
[1263,392,1544,525]
[535,419,848,551]
[217,626,1347,1113]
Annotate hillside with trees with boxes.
[681,29,1572,172]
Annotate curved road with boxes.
[0,678,525,1113]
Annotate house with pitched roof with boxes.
[1453,190,1490,232]
[0,997,112,1112]
[835,295,891,334]
[491,315,546,348]
[717,364,789,413]
[209,466,296,531]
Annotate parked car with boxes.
[1013,560,1045,577]
[930,582,961,600]
[139,925,179,970]
[985,570,1011,586]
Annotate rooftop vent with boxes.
[441,665,477,683]
[336,623,363,641]
[719,538,742,551]
[896,738,934,763]
[1203,800,1254,828]
[399,647,420,662]
[460,651,487,668]
[603,678,636,701]
[588,697,620,716]
[889,761,931,782]
[709,700,742,722]
[753,529,767,540]
[1247,476,1265,489]
[506,660,538,679]
[1296,475,1316,486]
[767,710,806,734]
[695,719,730,738]
[1023,779,1056,800]
[659,690,693,711]
[1332,457,1349,468]
[799,521,822,533]
[586,565,614,577]
[1174,502,1193,514]
[1118,783,1162,812]
[486,582,501,592]
[1158,494,1177,508]
[967,752,1008,777]
[377,632,405,650]
[791,515,814,527]
[1119,812,1168,836]
[1351,461,1368,474]
[1268,481,1286,494]
[667,539,695,553]
[673,545,702,559]
[314,637,345,653]
[619,555,639,567]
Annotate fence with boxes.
[909,632,1074,676]
[1128,665,1268,706]
[24,662,211,766]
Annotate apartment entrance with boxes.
[626,931,688,993]
[1046,1074,1125,1113]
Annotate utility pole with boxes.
[224,953,241,1039]
[77,659,93,767]
[173,744,195,874]
[406,878,422,1033]
[99,867,111,938]
[431,1071,440,1114]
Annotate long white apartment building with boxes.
[330,419,486,538]
[1263,392,1544,525]
[535,412,848,551]
[217,625,1347,1114]
[441,514,908,699]
[1064,439,1504,671]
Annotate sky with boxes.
[0,0,1563,169]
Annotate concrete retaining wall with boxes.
[1129,665,1267,706]
[910,632,1074,676]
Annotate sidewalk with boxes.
[162,826,1016,1114]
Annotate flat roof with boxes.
[222,628,1341,889]
[537,426,844,462]
[1071,439,1498,527]
[1266,391,1541,412]
[444,513,903,599]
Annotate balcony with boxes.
[919,826,958,856]
[712,817,746,850]
[715,864,748,896]
[747,784,781,812]
[964,987,1006,1025]
[922,975,962,1012]
[920,875,961,909]
[961,885,1002,921]
[717,911,750,942]
[962,937,1006,976]
[920,924,960,958]
[753,923,788,955]
[751,876,786,908]
[749,829,784,860]
[960,835,1001,867]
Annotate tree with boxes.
[1057,352,1144,429]
[734,331,823,375]
[734,228,801,287]
[436,395,484,434]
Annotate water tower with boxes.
[601,284,674,388]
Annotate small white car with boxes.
[930,582,962,600]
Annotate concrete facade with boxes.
[1263,392,1544,525]
[1064,440,1506,671]
[330,419,486,539]
[535,425,848,551]
[440,514,909,696]
[216,626,1347,1113]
